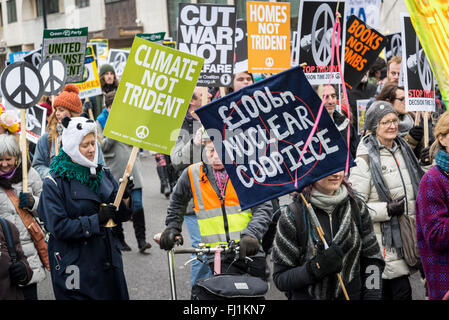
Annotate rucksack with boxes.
[0,217,18,263]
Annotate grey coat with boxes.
[96,122,144,189]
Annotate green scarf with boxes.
[50,148,103,193]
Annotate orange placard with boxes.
[247,1,290,74]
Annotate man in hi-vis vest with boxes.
[160,129,272,280]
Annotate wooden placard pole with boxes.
[104,146,139,228]
[20,109,28,193]
[201,87,209,106]
[414,111,421,126]
[219,87,226,99]
[423,112,429,148]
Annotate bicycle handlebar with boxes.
[173,246,239,255]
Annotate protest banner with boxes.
[404,0,449,110]
[234,19,248,74]
[246,1,291,74]
[296,0,346,85]
[356,99,369,135]
[9,51,30,63]
[346,0,382,30]
[137,32,166,44]
[25,105,46,144]
[42,27,88,83]
[89,38,109,61]
[178,3,236,87]
[195,66,353,210]
[343,15,386,90]
[74,46,102,99]
[401,14,435,113]
[103,36,204,154]
[385,32,402,61]
[107,49,130,79]
[23,48,43,68]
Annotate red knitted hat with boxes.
[53,84,82,114]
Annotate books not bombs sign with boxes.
[178,3,236,87]
[401,14,435,112]
[344,15,386,90]
[42,28,88,83]
[246,1,291,73]
[296,0,346,85]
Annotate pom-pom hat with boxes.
[53,84,82,114]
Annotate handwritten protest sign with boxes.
[344,15,386,90]
[178,3,236,87]
[401,14,435,112]
[246,1,290,73]
[103,36,204,154]
[42,28,88,83]
[195,66,353,210]
[296,0,346,85]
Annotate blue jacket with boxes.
[37,167,131,300]
[32,132,105,181]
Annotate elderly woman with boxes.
[415,112,449,300]
[272,170,384,300]
[0,134,46,300]
[37,116,133,300]
[349,101,426,300]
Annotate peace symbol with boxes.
[136,126,149,139]
[415,35,433,91]
[391,34,402,57]
[0,61,44,109]
[39,56,67,96]
[113,52,128,76]
[311,3,335,66]
[32,52,42,68]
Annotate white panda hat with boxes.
[61,116,99,175]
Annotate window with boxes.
[7,0,17,23]
[76,0,90,8]
[104,0,121,3]
[36,0,59,17]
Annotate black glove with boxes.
[121,176,135,199]
[419,146,431,166]
[307,244,344,282]
[84,100,93,111]
[239,235,260,259]
[387,195,406,217]
[409,126,424,141]
[159,227,183,250]
[98,204,116,225]
[9,261,29,285]
[18,192,35,210]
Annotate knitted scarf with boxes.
[0,160,30,190]
[50,148,103,193]
[362,133,424,256]
[435,150,449,173]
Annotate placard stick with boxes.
[414,111,421,126]
[20,110,28,193]
[300,193,350,300]
[54,136,59,156]
[219,87,226,98]
[105,146,139,228]
[423,112,429,148]
[201,87,208,106]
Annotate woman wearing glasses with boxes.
[376,84,431,164]
[349,101,426,299]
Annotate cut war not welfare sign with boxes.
[195,66,353,210]
[103,36,204,154]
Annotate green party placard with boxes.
[103,36,204,154]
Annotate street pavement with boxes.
[37,152,426,300]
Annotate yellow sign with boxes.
[75,48,102,99]
[246,1,290,73]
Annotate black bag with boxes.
[0,217,18,263]
[191,274,269,300]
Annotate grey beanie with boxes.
[364,100,397,132]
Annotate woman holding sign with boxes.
[349,101,426,300]
[0,134,46,300]
[37,116,133,300]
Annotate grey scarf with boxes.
[398,113,414,138]
[362,134,424,255]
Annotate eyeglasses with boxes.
[379,119,399,127]
[394,97,405,102]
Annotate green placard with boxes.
[137,32,166,43]
[42,27,88,83]
[103,36,204,154]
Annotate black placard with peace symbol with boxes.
[0,61,44,109]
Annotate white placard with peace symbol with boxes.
[39,56,67,95]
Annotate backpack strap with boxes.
[0,217,18,263]
[288,200,308,261]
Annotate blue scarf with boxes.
[435,150,449,173]
[97,108,109,130]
